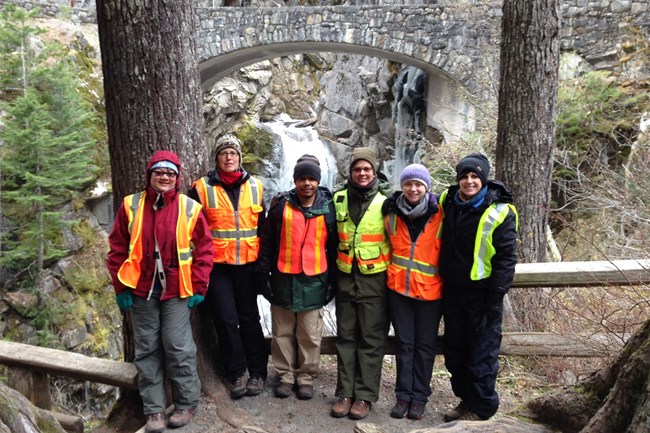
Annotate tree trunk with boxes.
[521,317,650,433]
[496,0,559,331]
[96,0,219,429]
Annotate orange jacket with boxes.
[384,208,443,301]
[193,176,264,264]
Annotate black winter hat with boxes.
[293,154,321,182]
[455,153,490,186]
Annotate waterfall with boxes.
[386,66,427,185]
[255,113,337,203]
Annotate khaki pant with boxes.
[271,305,324,386]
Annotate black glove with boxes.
[253,271,273,302]
[324,284,336,305]
[474,291,505,333]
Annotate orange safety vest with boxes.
[193,176,264,264]
[117,192,201,298]
[384,208,443,301]
[276,202,329,276]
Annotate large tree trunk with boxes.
[521,317,650,433]
[496,0,560,331]
[96,0,220,430]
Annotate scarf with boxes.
[454,186,488,209]
[219,169,243,186]
[396,192,429,220]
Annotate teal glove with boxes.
[188,294,205,309]
[115,292,133,311]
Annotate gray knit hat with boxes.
[400,163,431,191]
[456,153,490,186]
[214,134,242,162]
[349,147,378,174]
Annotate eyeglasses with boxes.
[352,167,373,173]
[152,170,177,178]
[218,150,239,159]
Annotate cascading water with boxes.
[255,113,338,202]
[385,66,428,185]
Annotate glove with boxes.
[474,291,504,333]
[188,294,205,309]
[324,284,336,305]
[115,292,133,311]
[253,271,273,302]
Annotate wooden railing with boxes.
[1,259,649,432]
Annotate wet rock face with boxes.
[0,383,67,433]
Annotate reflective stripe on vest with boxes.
[277,202,328,276]
[385,211,443,300]
[117,192,201,297]
[192,176,263,264]
[333,190,390,275]
[439,190,518,281]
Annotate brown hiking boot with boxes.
[296,384,314,400]
[330,397,353,418]
[144,412,166,433]
[443,401,466,422]
[229,374,247,399]
[274,382,293,398]
[349,399,371,420]
[246,376,265,396]
[458,409,485,421]
[168,408,194,428]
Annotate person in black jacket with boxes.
[439,153,518,422]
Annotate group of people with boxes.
[107,138,518,433]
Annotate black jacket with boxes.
[439,180,518,297]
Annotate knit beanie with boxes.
[150,160,179,174]
[214,134,243,161]
[293,154,321,182]
[400,163,431,191]
[455,153,490,186]
[349,147,378,174]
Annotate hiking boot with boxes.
[246,376,265,396]
[330,397,353,418]
[144,412,166,433]
[458,409,485,421]
[443,401,466,422]
[274,382,293,398]
[296,384,314,400]
[168,408,194,428]
[390,399,409,419]
[349,399,371,420]
[229,374,247,399]
[407,402,426,420]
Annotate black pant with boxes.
[389,290,442,404]
[205,262,268,381]
[443,286,502,419]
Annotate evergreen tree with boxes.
[0,5,97,277]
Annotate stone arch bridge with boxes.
[195,0,645,141]
[196,3,501,140]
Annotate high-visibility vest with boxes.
[440,189,519,281]
[193,176,264,264]
[276,202,328,276]
[117,192,201,298]
[385,209,443,300]
[333,190,390,275]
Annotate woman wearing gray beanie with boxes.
[381,163,443,421]
[439,153,519,422]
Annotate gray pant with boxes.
[132,295,200,414]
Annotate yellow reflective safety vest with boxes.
[385,208,443,300]
[277,202,329,276]
[440,189,519,281]
[117,192,202,298]
[193,176,264,264]
[333,189,390,275]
